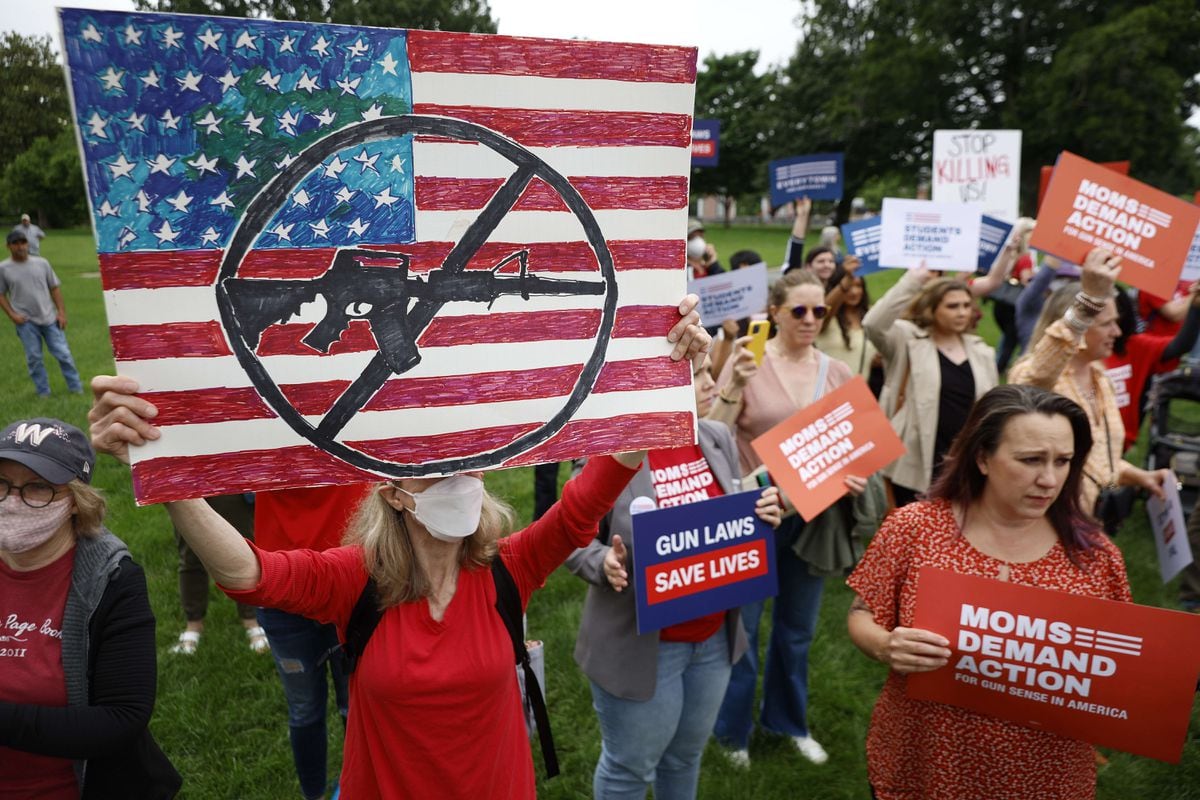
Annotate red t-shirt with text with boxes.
[647,445,726,642]
[0,548,78,799]
[1105,335,1171,451]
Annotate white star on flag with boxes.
[198,27,223,51]
[278,34,296,53]
[372,187,400,208]
[378,52,399,75]
[311,35,332,56]
[107,154,136,180]
[241,111,264,135]
[98,200,121,217]
[123,24,143,45]
[196,111,223,135]
[314,108,336,127]
[309,219,331,238]
[147,154,177,175]
[277,109,300,135]
[390,154,405,173]
[353,148,379,173]
[125,111,146,131]
[87,112,109,139]
[210,191,235,211]
[140,69,160,89]
[166,189,193,213]
[361,103,384,121]
[334,186,356,204]
[346,217,370,237]
[257,70,282,92]
[200,227,221,245]
[81,24,102,43]
[160,109,181,130]
[135,190,153,213]
[161,25,184,48]
[176,70,203,92]
[99,66,125,91]
[346,38,369,57]
[323,156,347,178]
[154,219,180,244]
[187,153,219,175]
[234,30,258,51]
[295,72,320,93]
[275,154,297,169]
[268,222,295,241]
[216,69,240,93]
[336,75,361,96]
[234,155,258,179]
[117,227,137,249]
[292,189,312,207]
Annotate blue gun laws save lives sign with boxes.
[631,490,777,634]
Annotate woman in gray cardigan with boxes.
[567,356,781,799]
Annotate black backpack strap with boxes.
[491,556,559,779]
[327,576,382,675]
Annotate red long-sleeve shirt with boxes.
[224,455,636,799]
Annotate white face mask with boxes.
[0,495,72,554]
[686,236,707,261]
[395,475,485,542]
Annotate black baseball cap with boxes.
[0,418,95,484]
[6,230,27,244]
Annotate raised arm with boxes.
[1160,284,1200,362]
[784,197,812,271]
[862,268,929,359]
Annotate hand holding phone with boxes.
[746,320,770,365]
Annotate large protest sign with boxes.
[60,9,699,503]
[840,217,883,277]
[1038,160,1129,212]
[768,153,844,206]
[1029,152,1200,297]
[688,262,767,327]
[691,119,719,167]
[631,490,776,634]
[751,377,905,520]
[932,129,1021,221]
[878,199,982,271]
[1146,471,1195,583]
[908,568,1200,762]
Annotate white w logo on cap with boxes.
[13,423,55,447]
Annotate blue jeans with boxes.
[257,608,349,800]
[15,321,81,396]
[713,517,824,749]
[591,626,730,800]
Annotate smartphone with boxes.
[746,320,770,365]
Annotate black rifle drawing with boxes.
[225,247,606,375]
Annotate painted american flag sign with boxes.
[59,8,698,504]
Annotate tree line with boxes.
[2,0,1197,227]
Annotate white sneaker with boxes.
[793,735,828,765]
[721,747,750,768]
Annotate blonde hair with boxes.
[345,483,516,608]
[66,480,106,537]
[1027,282,1080,352]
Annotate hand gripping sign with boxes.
[751,377,905,521]
[907,568,1200,762]
[1030,151,1200,297]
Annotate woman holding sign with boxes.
[863,268,999,506]
[707,269,865,766]
[87,301,712,800]
[846,384,1131,800]
[566,354,782,799]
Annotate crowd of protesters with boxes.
[3,200,1198,800]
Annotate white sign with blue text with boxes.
[688,262,768,327]
[879,198,982,271]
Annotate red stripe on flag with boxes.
[613,305,681,338]
[100,241,682,289]
[414,176,689,211]
[348,422,542,462]
[412,104,691,148]
[110,322,231,360]
[129,409,696,505]
[407,30,697,84]
[257,320,379,357]
[142,357,684,426]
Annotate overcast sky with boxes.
[0,0,804,70]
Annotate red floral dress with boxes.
[846,500,1131,800]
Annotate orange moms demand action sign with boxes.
[907,567,1200,763]
[751,376,905,521]
[1030,151,1200,297]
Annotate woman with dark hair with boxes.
[846,384,1131,800]
[817,262,878,386]
[863,269,999,506]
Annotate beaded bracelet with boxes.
[1063,306,1091,334]
[1075,291,1108,314]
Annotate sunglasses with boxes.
[789,304,828,320]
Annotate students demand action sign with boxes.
[907,568,1200,762]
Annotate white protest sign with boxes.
[932,129,1022,222]
[878,198,982,272]
[689,262,768,326]
[1146,471,1194,583]
[1180,224,1200,282]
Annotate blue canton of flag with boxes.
[61,8,415,253]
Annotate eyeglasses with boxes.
[0,477,60,508]
[789,304,828,320]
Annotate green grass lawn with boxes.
[6,226,1197,798]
